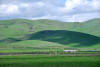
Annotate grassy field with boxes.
[0,55,100,67]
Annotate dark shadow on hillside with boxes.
[26,30,100,47]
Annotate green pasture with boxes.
[0,55,100,67]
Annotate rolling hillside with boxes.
[74,19,100,37]
[0,19,100,48]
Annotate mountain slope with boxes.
[24,30,100,48]
[0,19,100,48]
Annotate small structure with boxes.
[63,48,78,53]
[64,50,78,53]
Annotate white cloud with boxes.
[62,0,100,22]
[0,0,100,22]
[65,0,100,13]
[0,4,20,17]
[71,12,100,22]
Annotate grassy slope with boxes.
[75,19,100,37]
[0,19,75,40]
[0,19,100,48]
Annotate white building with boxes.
[64,50,78,53]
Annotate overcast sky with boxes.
[0,0,100,22]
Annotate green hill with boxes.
[0,19,100,48]
[74,18,100,37]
